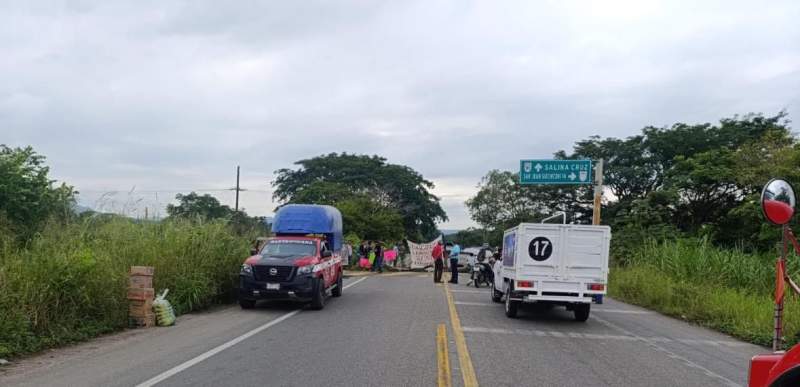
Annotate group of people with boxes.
[431,241,500,285]
[431,240,462,283]
[340,240,400,273]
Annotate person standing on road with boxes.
[448,243,461,284]
[359,241,367,260]
[366,241,375,270]
[372,242,384,273]
[341,242,350,266]
[432,240,444,283]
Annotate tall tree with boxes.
[166,192,234,220]
[473,112,795,254]
[566,135,659,202]
[664,148,741,231]
[0,145,75,238]
[272,153,447,240]
[337,196,404,242]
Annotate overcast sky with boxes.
[2,0,799,229]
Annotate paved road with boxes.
[0,273,766,387]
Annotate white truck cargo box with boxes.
[492,223,611,321]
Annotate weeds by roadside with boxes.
[0,217,255,358]
[612,238,800,348]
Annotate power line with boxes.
[76,188,272,193]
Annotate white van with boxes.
[491,223,610,321]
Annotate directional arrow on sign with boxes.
[535,163,543,172]
[568,172,577,180]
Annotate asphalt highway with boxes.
[0,272,767,387]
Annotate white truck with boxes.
[491,222,610,321]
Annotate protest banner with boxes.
[406,236,442,269]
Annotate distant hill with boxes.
[72,204,94,214]
[439,229,461,236]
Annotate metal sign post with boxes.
[774,224,788,351]
[592,159,604,226]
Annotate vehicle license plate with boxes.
[266,283,280,290]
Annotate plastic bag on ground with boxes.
[154,289,176,326]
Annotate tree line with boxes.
[271,153,447,243]
[0,148,445,247]
[0,146,269,243]
[463,112,795,257]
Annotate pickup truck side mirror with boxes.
[250,248,258,256]
[321,250,332,258]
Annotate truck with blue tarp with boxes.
[238,204,344,310]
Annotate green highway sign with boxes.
[520,159,593,184]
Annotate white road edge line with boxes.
[135,276,369,387]
[454,301,493,306]
[591,315,741,387]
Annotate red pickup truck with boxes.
[238,204,344,310]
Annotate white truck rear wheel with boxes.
[504,282,519,318]
[573,303,590,322]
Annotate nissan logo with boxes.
[269,268,278,275]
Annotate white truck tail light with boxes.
[587,283,605,291]
[517,280,534,288]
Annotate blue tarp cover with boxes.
[271,204,344,251]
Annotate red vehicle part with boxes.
[750,345,800,387]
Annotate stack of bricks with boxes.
[128,266,155,328]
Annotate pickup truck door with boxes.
[321,242,337,287]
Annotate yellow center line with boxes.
[436,323,452,387]
[444,283,479,387]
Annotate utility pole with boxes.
[592,159,604,225]
[229,166,247,214]
[235,165,240,213]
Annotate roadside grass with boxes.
[612,238,800,348]
[0,217,254,359]
[626,238,778,294]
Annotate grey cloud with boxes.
[2,0,799,228]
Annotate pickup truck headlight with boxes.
[296,265,314,275]
[241,264,253,275]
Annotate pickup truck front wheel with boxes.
[504,282,519,318]
[239,299,256,309]
[331,272,343,297]
[574,303,590,322]
[310,278,326,310]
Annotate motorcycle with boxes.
[472,260,493,288]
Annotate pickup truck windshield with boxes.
[260,240,317,258]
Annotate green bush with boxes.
[610,266,800,347]
[612,238,800,347]
[625,238,779,293]
[0,217,254,358]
